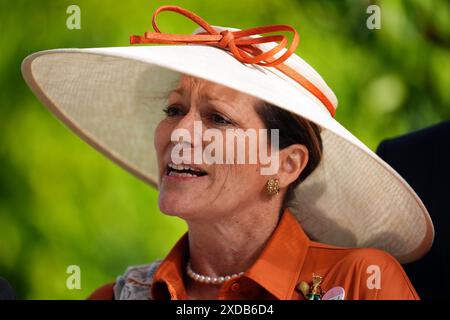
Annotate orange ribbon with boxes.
[130,5,335,117]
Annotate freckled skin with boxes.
[153,74,309,299]
[154,75,273,222]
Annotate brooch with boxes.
[298,273,323,300]
[297,273,345,300]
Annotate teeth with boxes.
[168,171,197,177]
[168,163,203,173]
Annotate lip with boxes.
[168,162,208,174]
[163,162,209,182]
[163,173,208,182]
[163,168,209,182]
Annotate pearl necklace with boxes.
[186,260,244,285]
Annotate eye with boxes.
[210,113,233,125]
[162,105,184,117]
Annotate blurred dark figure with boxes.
[0,277,16,300]
[377,120,450,300]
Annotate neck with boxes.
[186,203,283,279]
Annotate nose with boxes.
[171,105,203,149]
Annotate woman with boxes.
[22,5,433,300]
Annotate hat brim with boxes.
[21,45,434,263]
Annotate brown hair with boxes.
[256,102,323,207]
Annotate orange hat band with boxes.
[130,5,336,117]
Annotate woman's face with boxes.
[154,75,278,221]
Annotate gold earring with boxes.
[266,178,280,195]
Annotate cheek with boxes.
[213,132,270,190]
[245,164,267,188]
[222,163,266,192]
[154,122,172,161]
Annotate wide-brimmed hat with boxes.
[21,5,433,263]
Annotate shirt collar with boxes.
[151,232,190,300]
[244,208,310,299]
[151,208,310,300]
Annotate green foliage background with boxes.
[0,0,449,299]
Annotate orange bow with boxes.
[130,5,335,117]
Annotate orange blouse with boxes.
[89,208,419,300]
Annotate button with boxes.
[231,282,240,292]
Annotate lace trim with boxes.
[113,260,163,300]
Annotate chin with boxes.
[158,192,198,219]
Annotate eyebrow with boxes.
[169,88,183,95]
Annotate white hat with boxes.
[21,5,433,263]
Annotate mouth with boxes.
[165,162,208,178]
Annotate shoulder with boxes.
[113,260,163,300]
[87,260,163,300]
[334,248,419,299]
[340,247,400,267]
[308,242,400,269]
[306,245,418,299]
[87,283,115,300]
[377,120,450,159]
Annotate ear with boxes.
[277,144,309,189]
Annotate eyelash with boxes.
[162,105,234,126]
[162,105,183,117]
